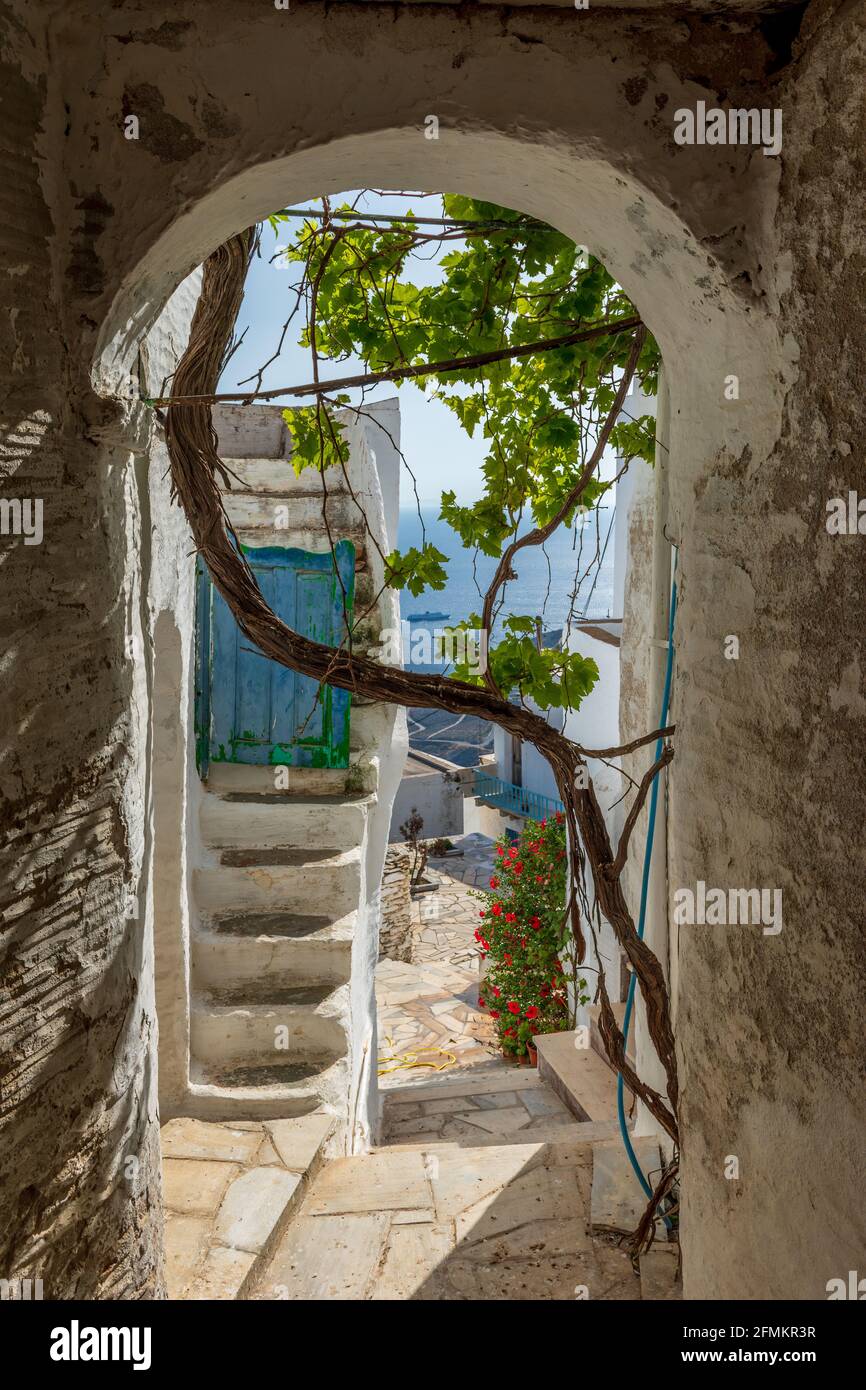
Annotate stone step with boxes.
[193,844,361,917]
[218,847,339,867]
[378,1119,623,1153]
[220,456,349,495]
[162,1112,334,1300]
[206,761,378,797]
[201,982,335,1008]
[222,489,365,536]
[200,909,349,938]
[190,988,348,1068]
[585,1002,635,1073]
[381,1067,546,1109]
[536,1029,627,1124]
[228,527,369,566]
[193,915,354,991]
[199,787,368,850]
[186,1057,348,1122]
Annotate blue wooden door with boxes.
[195,542,355,772]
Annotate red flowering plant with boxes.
[474,812,589,1057]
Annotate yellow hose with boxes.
[377,1035,458,1076]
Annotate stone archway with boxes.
[93,125,769,1298]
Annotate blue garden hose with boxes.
[617,564,677,1200]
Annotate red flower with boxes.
[504,1027,515,1037]
[508,847,518,860]
[504,954,512,966]
[531,916,541,930]
[478,996,485,1007]
[513,863,523,874]
[489,1009,500,1019]
[535,875,544,884]
[479,910,486,918]
[505,912,517,923]
[491,903,502,917]
[540,818,547,827]
[520,937,527,949]
[491,986,501,998]
[489,876,499,889]
[496,846,505,858]
[507,1001,521,1015]
[525,1006,539,1020]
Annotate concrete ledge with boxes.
[536,1029,626,1125]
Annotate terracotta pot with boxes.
[527,1044,538,1068]
[517,1051,530,1066]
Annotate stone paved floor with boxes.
[161,1113,333,1299]
[376,833,501,1088]
[254,1133,643,1301]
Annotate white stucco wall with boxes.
[141,271,201,1114]
[390,763,465,842]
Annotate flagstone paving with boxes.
[376,834,502,1087]
[161,1112,333,1299]
[253,1134,644,1301]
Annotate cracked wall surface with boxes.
[0,0,863,1298]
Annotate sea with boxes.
[396,505,616,766]
[397,505,615,670]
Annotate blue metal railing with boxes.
[473,772,564,822]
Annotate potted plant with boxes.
[474,813,590,1060]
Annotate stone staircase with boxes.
[186,762,377,1123]
[182,404,400,1127]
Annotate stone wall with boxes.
[1,0,863,1301]
[377,848,413,965]
[0,3,166,1298]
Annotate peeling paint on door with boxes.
[195,541,354,772]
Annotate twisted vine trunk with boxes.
[162,229,680,1169]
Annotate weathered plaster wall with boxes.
[671,2,866,1299]
[0,3,165,1298]
[141,272,202,1115]
[618,442,670,1126]
[2,0,863,1299]
[390,760,465,841]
